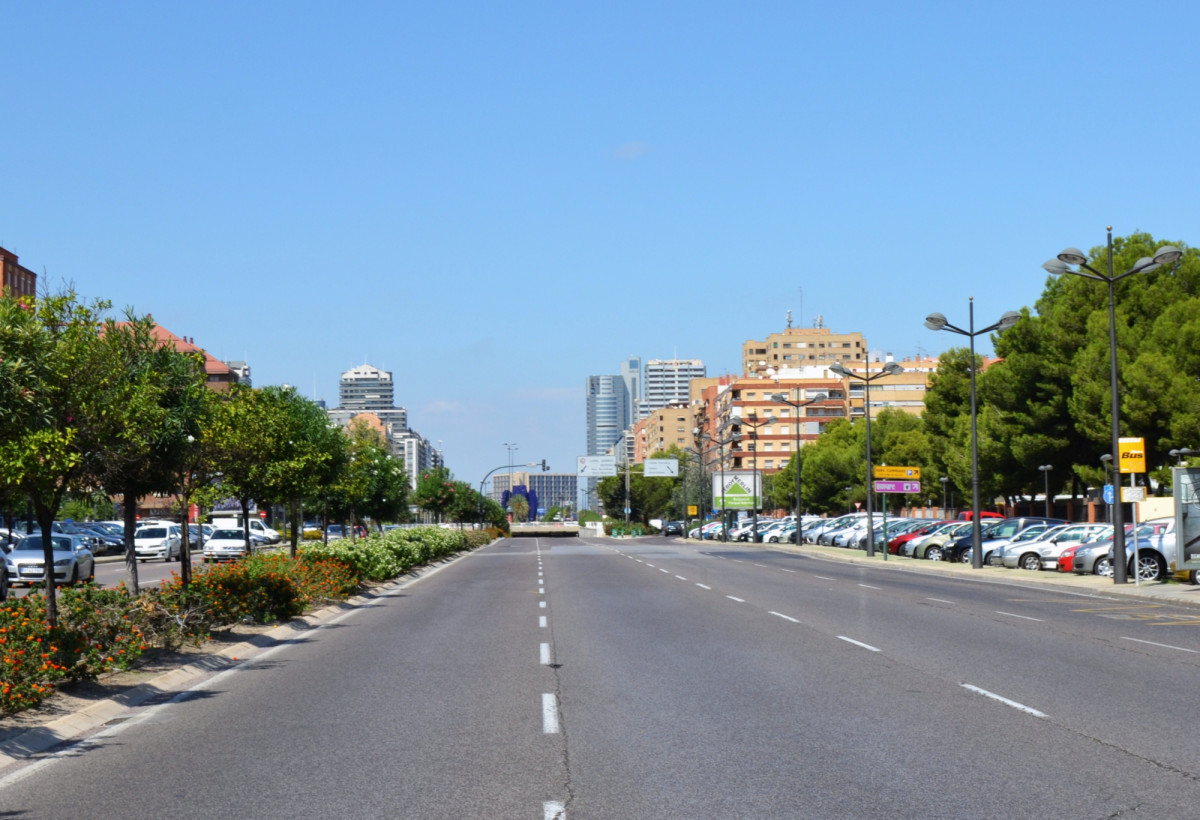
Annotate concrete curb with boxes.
[0,550,475,768]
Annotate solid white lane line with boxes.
[814,575,836,581]
[540,643,552,665]
[539,616,547,628]
[675,575,687,580]
[961,684,1046,718]
[770,611,800,623]
[544,801,566,820]
[837,636,880,652]
[1122,637,1199,654]
[726,596,745,602]
[542,693,560,733]
[926,598,955,604]
[696,583,712,590]
[996,611,1043,622]
[858,584,882,590]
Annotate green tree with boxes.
[413,466,456,523]
[0,292,115,624]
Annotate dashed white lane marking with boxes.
[770,611,800,623]
[814,575,836,581]
[996,611,1043,622]
[837,636,880,652]
[858,584,882,590]
[927,598,955,604]
[778,568,796,573]
[542,693,560,733]
[696,583,712,590]
[675,575,687,581]
[540,643,552,665]
[544,800,566,820]
[1122,637,1199,654]
[539,601,546,608]
[659,568,670,574]
[753,563,769,568]
[961,684,1046,718]
[539,616,547,628]
[726,596,745,602]
[539,587,545,594]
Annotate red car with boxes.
[1057,543,1083,573]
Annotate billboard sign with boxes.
[713,471,761,510]
[644,458,679,477]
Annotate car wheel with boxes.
[87,562,95,582]
[1020,553,1042,571]
[959,549,973,564]
[926,546,943,561]
[68,565,78,586]
[1095,556,1113,577]
[1131,552,1165,582]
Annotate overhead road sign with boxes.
[874,480,921,494]
[644,458,679,477]
[873,466,921,480]
[577,455,617,477]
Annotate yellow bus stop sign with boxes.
[1119,437,1146,474]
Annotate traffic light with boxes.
[541,459,549,471]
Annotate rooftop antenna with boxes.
[786,309,793,328]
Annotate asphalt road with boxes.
[3,536,1200,818]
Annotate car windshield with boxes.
[138,528,166,539]
[212,530,244,540]
[1012,526,1049,542]
[14,535,73,553]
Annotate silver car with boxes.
[5,534,96,587]
[134,524,182,562]
[1000,524,1110,571]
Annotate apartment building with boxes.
[0,247,37,299]
[742,326,867,376]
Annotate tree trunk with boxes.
[289,499,299,559]
[240,497,252,554]
[32,498,59,626]
[123,491,140,596]
[178,494,192,587]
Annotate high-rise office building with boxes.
[642,359,705,416]
[620,356,642,422]
[585,373,631,510]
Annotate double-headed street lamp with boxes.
[1038,464,1053,517]
[1043,231,1182,583]
[720,412,776,541]
[770,390,828,525]
[924,299,1020,568]
[1169,447,1196,466]
[829,361,903,558]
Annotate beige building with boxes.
[713,375,848,473]
[641,403,697,460]
[742,326,867,376]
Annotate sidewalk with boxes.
[689,538,1200,610]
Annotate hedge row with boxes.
[0,526,488,714]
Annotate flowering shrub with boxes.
[0,586,146,714]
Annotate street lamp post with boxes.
[940,475,949,517]
[1169,447,1196,466]
[830,361,903,558]
[844,487,853,515]
[1038,464,1053,517]
[924,299,1020,568]
[1044,231,1182,583]
[770,390,828,526]
[708,429,741,542]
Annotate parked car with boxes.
[4,534,95,587]
[202,528,267,562]
[211,517,282,545]
[888,521,951,555]
[987,524,1067,567]
[766,523,797,543]
[914,521,974,560]
[999,523,1111,570]
[1074,519,1174,581]
[133,524,182,563]
[953,517,1067,564]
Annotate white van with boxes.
[210,517,281,545]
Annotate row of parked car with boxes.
[676,511,1179,583]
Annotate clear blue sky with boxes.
[3,1,1196,493]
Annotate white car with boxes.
[134,524,182,562]
[203,528,266,562]
[5,534,95,586]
